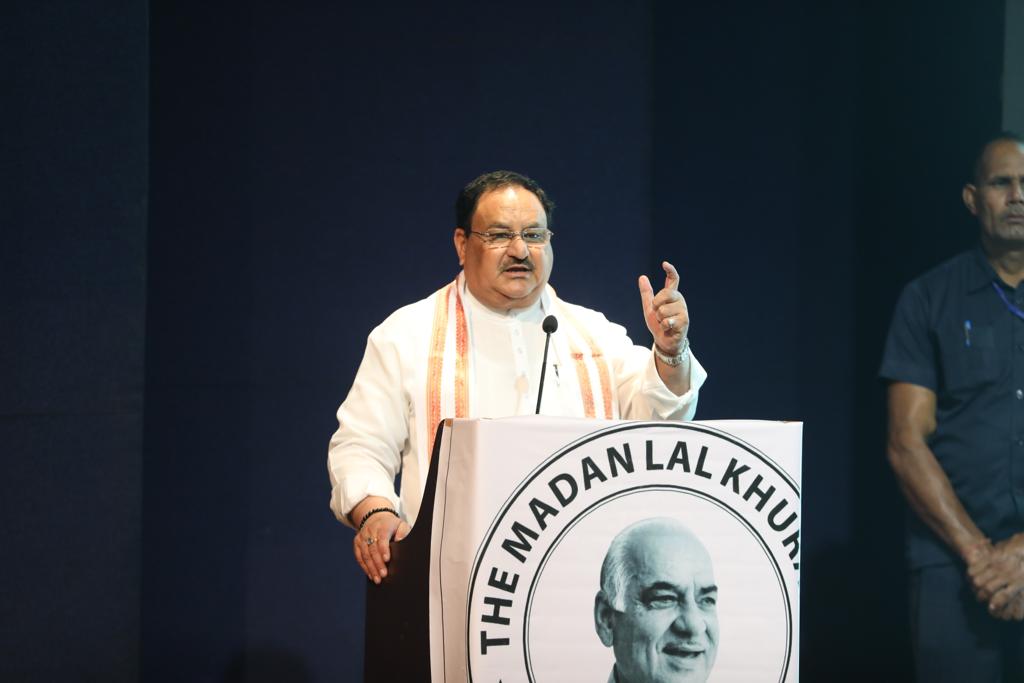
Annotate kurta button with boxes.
[1017,389,1024,400]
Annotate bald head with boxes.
[599,518,711,610]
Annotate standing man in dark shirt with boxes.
[881,132,1024,682]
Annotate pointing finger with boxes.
[662,261,680,292]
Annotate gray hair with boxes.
[599,529,634,610]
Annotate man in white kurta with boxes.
[329,170,707,583]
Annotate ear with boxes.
[454,227,467,266]
[963,184,979,215]
[594,592,617,647]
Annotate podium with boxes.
[365,417,802,682]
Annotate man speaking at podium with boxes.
[328,170,707,583]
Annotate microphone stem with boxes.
[535,332,552,414]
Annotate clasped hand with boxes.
[966,533,1024,621]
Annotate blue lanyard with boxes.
[992,281,1024,323]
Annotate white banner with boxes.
[429,417,802,683]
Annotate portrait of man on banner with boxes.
[594,517,719,683]
[466,426,798,682]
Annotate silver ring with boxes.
[666,317,675,329]
[365,537,377,546]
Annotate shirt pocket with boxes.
[939,323,1000,393]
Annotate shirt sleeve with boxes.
[327,324,409,528]
[879,282,938,391]
[589,312,707,420]
[617,344,707,420]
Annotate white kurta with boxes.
[328,277,707,528]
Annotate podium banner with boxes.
[429,417,802,682]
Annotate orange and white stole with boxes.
[423,278,470,461]
[421,276,615,461]
[556,304,615,422]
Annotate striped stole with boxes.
[424,278,613,459]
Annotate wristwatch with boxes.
[653,337,689,367]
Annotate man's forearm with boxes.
[887,436,989,561]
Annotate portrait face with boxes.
[453,184,553,312]
[595,526,719,683]
[963,139,1024,246]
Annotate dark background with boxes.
[1,1,1009,680]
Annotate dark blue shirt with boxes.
[880,248,1024,569]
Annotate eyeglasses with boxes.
[467,228,554,248]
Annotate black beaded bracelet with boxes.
[358,507,398,530]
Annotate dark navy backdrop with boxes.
[2,2,148,681]
[1,1,1007,681]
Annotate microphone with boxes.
[535,315,558,414]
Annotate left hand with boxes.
[353,512,411,585]
[639,260,689,355]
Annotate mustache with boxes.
[500,258,534,272]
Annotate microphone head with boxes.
[542,315,558,334]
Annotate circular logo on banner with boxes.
[465,422,800,683]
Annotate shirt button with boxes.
[1018,389,1024,400]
